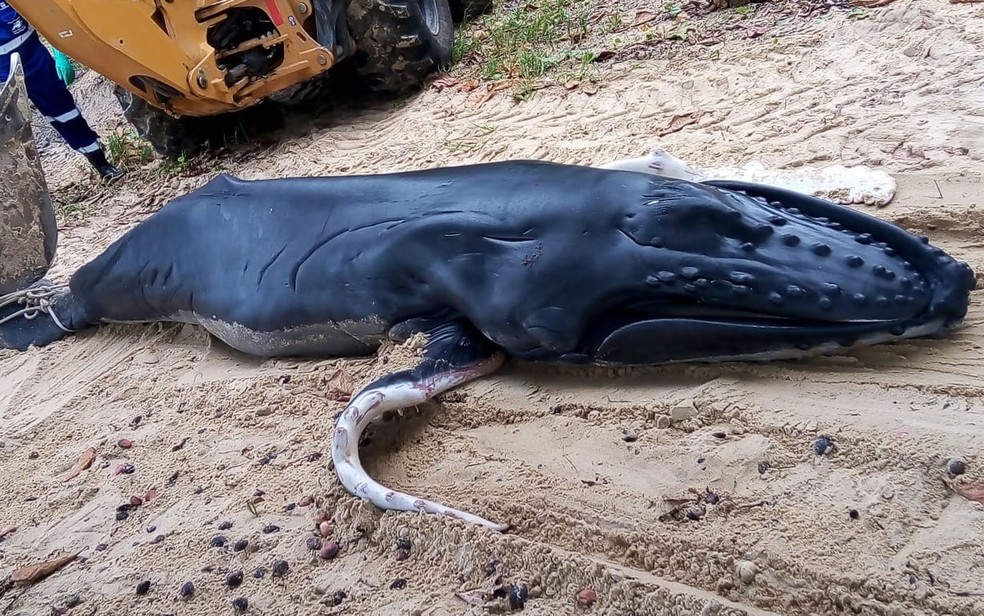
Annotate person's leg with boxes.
[16,33,124,182]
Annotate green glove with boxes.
[52,49,76,86]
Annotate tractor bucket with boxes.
[0,51,58,295]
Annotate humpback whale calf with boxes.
[0,154,973,531]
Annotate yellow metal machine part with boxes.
[9,0,337,117]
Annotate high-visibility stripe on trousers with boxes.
[0,31,100,154]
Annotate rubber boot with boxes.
[83,148,126,183]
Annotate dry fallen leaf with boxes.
[64,447,97,482]
[454,589,489,607]
[582,84,598,96]
[631,10,657,27]
[656,112,700,137]
[326,368,355,403]
[457,78,481,93]
[431,75,460,90]
[10,552,80,584]
[564,80,579,90]
[952,483,984,504]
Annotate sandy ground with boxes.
[2,0,984,614]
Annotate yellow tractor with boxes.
[8,0,491,158]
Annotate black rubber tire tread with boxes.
[449,0,493,23]
[345,0,454,95]
[112,86,210,160]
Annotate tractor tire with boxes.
[113,86,210,160]
[449,0,493,23]
[345,0,454,95]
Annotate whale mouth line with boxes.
[646,304,897,325]
[608,296,914,328]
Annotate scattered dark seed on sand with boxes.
[947,458,967,476]
[146,525,157,533]
[168,471,179,484]
[193,486,205,495]
[757,461,770,475]
[306,537,321,551]
[285,503,296,512]
[254,490,266,497]
[509,584,529,610]
[259,456,271,466]
[130,416,142,427]
[492,587,507,599]
[234,539,249,552]
[218,521,233,530]
[849,509,860,520]
[263,524,280,534]
[390,578,407,590]
[226,570,244,588]
[253,568,267,579]
[115,510,129,522]
[28,451,39,459]
[332,590,347,605]
[211,535,227,547]
[813,435,835,456]
[95,543,108,551]
[117,463,136,475]
[696,456,706,465]
[396,548,410,561]
[576,587,598,608]
[232,597,248,612]
[713,431,727,439]
[135,580,151,595]
[152,535,165,544]
[307,452,323,462]
[620,428,638,443]
[706,492,720,505]
[319,540,340,559]
[171,437,189,452]
[62,594,82,608]
[179,581,195,598]
[686,507,703,521]
[272,560,290,577]
[396,538,411,551]
[486,558,501,575]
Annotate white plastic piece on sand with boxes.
[599,148,897,207]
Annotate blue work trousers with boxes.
[0,31,100,154]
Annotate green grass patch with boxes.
[105,127,155,170]
[452,0,610,98]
